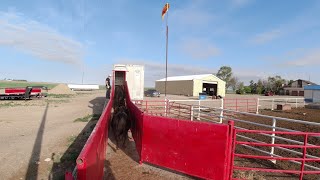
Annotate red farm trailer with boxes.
[0,86,47,100]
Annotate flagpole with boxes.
[165,8,169,98]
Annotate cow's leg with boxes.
[113,127,119,150]
[122,131,127,148]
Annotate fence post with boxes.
[246,99,249,112]
[295,98,298,108]
[219,98,224,123]
[270,118,277,164]
[198,100,201,120]
[271,99,274,110]
[256,98,260,114]
[146,101,148,114]
[165,99,167,116]
[191,105,194,121]
[236,99,238,111]
[299,134,308,180]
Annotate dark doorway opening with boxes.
[202,83,217,96]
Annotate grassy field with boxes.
[0,81,57,89]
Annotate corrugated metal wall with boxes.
[155,80,193,96]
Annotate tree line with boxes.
[216,66,293,95]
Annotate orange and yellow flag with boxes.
[161,3,170,20]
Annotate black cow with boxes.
[113,85,125,112]
[111,106,131,149]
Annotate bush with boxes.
[244,86,252,94]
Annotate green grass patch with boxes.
[67,135,77,145]
[0,81,57,89]
[73,114,101,122]
[144,87,155,91]
[74,114,93,122]
[0,102,23,108]
[45,99,70,104]
[47,94,74,98]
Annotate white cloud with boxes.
[282,49,320,67]
[180,38,221,60]
[251,29,282,44]
[0,11,84,65]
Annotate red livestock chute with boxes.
[69,70,236,180]
[74,81,115,179]
[124,82,144,157]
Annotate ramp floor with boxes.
[105,130,196,180]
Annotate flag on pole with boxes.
[161,3,170,20]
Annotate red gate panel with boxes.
[141,115,233,180]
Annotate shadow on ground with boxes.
[25,103,49,180]
[49,96,108,180]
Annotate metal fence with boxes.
[137,99,320,179]
[231,130,320,180]
[257,97,305,113]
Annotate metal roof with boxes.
[304,85,320,90]
[156,74,215,81]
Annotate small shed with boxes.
[304,85,320,103]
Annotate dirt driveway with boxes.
[0,91,106,180]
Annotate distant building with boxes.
[283,79,317,96]
[304,85,320,103]
[155,74,226,97]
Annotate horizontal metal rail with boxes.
[210,107,320,127]
[237,143,320,171]
[233,166,320,174]
[236,134,319,160]
[236,141,320,148]
[235,126,315,146]
[234,154,320,162]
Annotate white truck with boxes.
[113,64,144,101]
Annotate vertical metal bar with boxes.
[236,99,238,111]
[178,103,180,118]
[271,99,274,110]
[191,105,194,121]
[299,134,308,180]
[165,16,169,97]
[256,98,259,114]
[146,101,148,114]
[164,99,167,117]
[296,98,298,108]
[246,99,249,112]
[198,100,201,120]
[219,98,224,123]
[270,118,277,164]
[229,128,237,180]
[226,121,234,179]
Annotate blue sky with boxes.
[0,0,320,86]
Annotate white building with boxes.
[304,85,320,103]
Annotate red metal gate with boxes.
[231,129,320,180]
[140,115,234,180]
[223,98,257,113]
